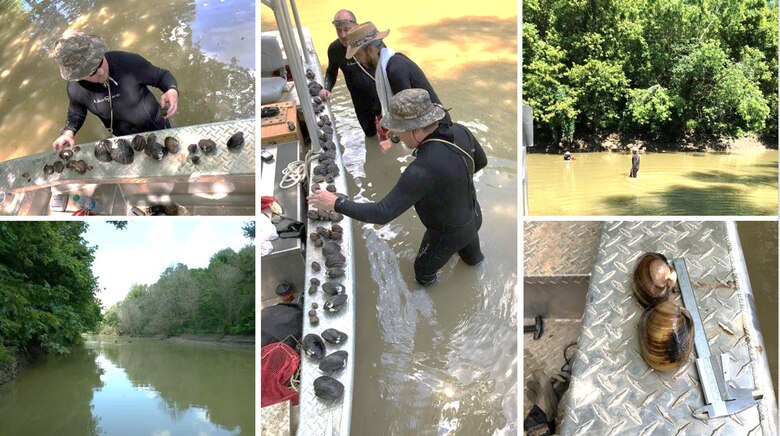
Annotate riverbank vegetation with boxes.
[101,245,255,337]
[0,222,101,363]
[523,0,778,148]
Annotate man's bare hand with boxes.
[319,89,331,101]
[379,139,393,153]
[161,89,179,119]
[307,190,338,211]
[52,131,75,153]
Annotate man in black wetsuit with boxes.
[345,22,452,151]
[50,30,179,151]
[308,89,485,285]
[319,10,382,138]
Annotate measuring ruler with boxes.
[673,258,762,419]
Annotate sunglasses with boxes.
[89,58,105,77]
[332,19,356,27]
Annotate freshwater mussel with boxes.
[111,139,135,164]
[302,333,326,360]
[187,143,198,154]
[327,267,345,278]
[59,148,73,160]
[324,293,347,313]
[227,131,245,151]
[321,328,348,344]
[43,164,54,176]
[199,138,217,155]
[322,281,345,295]
[314,375,344,400]
[95,139,113,162]
[164,136,180,154]
[52,161,64,173]
[131,134,146,151]
[319,350,348,373]
[634,252,677,308]
[66,160,89,174]
[145,137,167,161]
[639,301,694,372]
[311,261,322,273]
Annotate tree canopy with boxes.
[102,244,255,336]
[523,0,778,145]
[0,222,101,361]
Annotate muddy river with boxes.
[0,0,254,163]
[264,1,518,434]
[0,336,254,435]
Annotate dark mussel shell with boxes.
[146,133,157,144]
[313,376,344,400]
[327,267,345,278]
[322,281,345,295]
[187,143,198,154]
[43,164,54,176]
[145,140,167,161]
[59,148,73,160]
[325,254,346,268]
[66,160,88,174]
[322,241,342,257]
[321,328,348,344]
[199,138,217,155]
[52,161,64,173]
[311,261,321,273]
[319,350,349,372]
[302,333,326,360]
[189,155,201,164]
[111,139,134,164]
[227,131,244,151]
[634,252,677,308]
[131,134,147,151]
[639,301,694,372]
[164,136,180,154]
[324,293,347,313]
[95,139,113,162]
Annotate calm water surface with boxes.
[264,1,518,434]
[0,0,255,163]
[737,222,778,400]
[0,336,254,435]
[527,151,778,215]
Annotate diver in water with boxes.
[563,151,572,161]
[308,89,485,286]
[629,147,640,178]
[50,30,179,152]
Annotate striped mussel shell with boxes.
[633,252,677,308]
[639,301,694,372]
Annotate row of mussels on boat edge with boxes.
[302,72,350,402]
[35,130,246,182]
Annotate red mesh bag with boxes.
[261,342,300,407]
[375,115,390,142]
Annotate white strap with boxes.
[421,138,475,174]
[355,61,375,82]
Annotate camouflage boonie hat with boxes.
[379,89,446,132]
[52,29,107,81]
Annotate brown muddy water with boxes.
[0,0,254,163]
[0,336,254,435]
[263,1,518,434]
[736,222,778,400]
[527,150,779,215]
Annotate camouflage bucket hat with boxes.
[379,89,446,132]
[52,30,107,81]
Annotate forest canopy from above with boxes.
[522,0,778,146]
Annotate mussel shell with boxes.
[313,375,344,400]
[95,139,113,162]
[164,136,180,154]
[311,261,321,272]
[322,242,342,257]
[633,252,676,308]
[187,143,198,154]
[131,135,146,151]
[199,138,217,155]
[227,131,244,151]
[144,140,167,161]
[52,161,64,173]
[302,333,326,359]
[319,350,348,372]
[189,155,201,164]
[639,301,694,372]
[111,139,135,164]
[59,148,73,160]
[324,293,347,313]
[327,267,345,278]
[321,328,348,344]
[322,281,345,295]
[66,160,88,174]
[43,164,54,175]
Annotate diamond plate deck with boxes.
[557,221,778,436]
[523,318,582,417]
[262,401,292,436]
[0,119,255,193]
[524,221,602,278]
[295,30,355,436]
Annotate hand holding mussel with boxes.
[639,301,694,372]
[633,252,677,308]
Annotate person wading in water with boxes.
[629,147,640,178]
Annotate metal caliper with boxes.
[673,258,763,419]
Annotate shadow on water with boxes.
[0,0,254,162]
[0,346,103,435]
[604,184,778,216]
[686,170,778,186]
